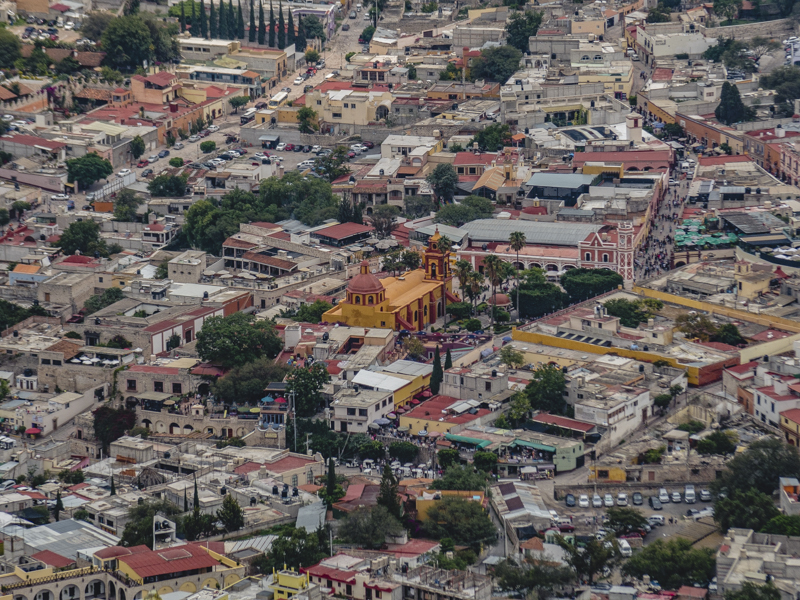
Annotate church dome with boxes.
[348,261,383,294]
[491,293,512,307]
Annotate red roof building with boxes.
[310,223,375,247]
[532,413,596,434]
[31,550,75,568]
[117,545,220,581]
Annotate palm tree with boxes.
[509,231,526,318]
[454,259,473,302]
[466,270,484,317]
[483,254,504,330]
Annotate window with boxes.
[347,408,356,416]
[172,383,182,394]
[344,103,349,108]
[485,381,491,391]
[359,408,368,417]
[332,112,342,118]
[127,380,137,391]
[99,277,103,283]
[292,474,298,486]
[316,100,322,105]
[602,254,609,262]
[585,252,591,261]
[53,360,61,366]
[154,381,164,392]
[41,359,51,365]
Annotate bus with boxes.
[240,107,257,124]
[268,92,289,110]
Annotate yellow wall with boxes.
[117,560,144,584]
[642,99,676,124]
[270,570,309,600]
[511,328,703,385]
[582,164,624,178]
[571,19,605,35]
[277,106,300,124]
[588,465,626,482]
[399,413,458,434]
[579,69,633,96]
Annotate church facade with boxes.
[322,230,458,331]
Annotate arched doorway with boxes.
[85,580,105,600]
[61,586,80,600]
[169,423,180,434]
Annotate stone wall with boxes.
[700,17,795,40]
[553,479,715,500]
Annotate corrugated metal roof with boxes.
[459,219,601,246]
[526,172,597,188]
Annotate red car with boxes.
[347,151,356,158]
[137,160,149,168]
[362,141,375,149]
[558,523,575,533]
[285,143,295,151]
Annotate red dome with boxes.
[348,261,383,294]
[491,293,512,307]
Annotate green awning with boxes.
[510,439,556,453]
[445,434,492,448]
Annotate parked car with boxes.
[362,140,375,149]
[51,194,70,201]
[558,523,575,533]
[579,494,590,508]
[603,493,614,507]
[294,76,305,85]
[302,145,312,152]
[565,494,576,508]
[311,145,322,153]
[699,489,712,502]
[158,150,170,158]
[649,496,663,510]
[276,143,287,151]
[342,23,350,30]
[349,10,356,17]
[148,155,159,163]
[658,488,670,503]
[207,125,219,132]
[671,491,682,503]
[293,144,303,152]
[347,151,356,158]
[616,492,628,506]
[142,169,153,177]
[117,169,131,177]
[137,160,149,167]
[632,492,643,505]
[173,142,184,150]
[648,514,665,526]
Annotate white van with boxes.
[658,488,670,503]
[356,3,362,9]
[684,484,696,504]
[618,539,632,557]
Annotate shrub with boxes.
[464,318,482,332]
[169,157,184,168]
[200,141,216,153]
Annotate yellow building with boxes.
[578,64,634,97]
[734,261,771,300]
[322,230,457,331]
[270,568,311,600]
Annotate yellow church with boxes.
[322,230,458,331]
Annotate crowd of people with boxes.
[635,174,688,280]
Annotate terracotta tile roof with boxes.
[532,413,595,432]
[780,407,800,424]
[31,550,74,568]
[0,87,16,101]
[45,48,72,63]
[75,88,113,102]
[76,52,105,67]
[266,455,317,473]
[5,134,66,150]
[145,71,178,87]
[312,222,374,241]
[241,251,296,270]
[95,545,150,559]
[44,339,82,361]
[12,264,39,274]
[118,545,219,578]
[234,461,263,475]
[50,3,70,11]
[725,360,758,375]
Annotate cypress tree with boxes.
[228,0,236,39]
[352,200,362,224]
[54,490,63,522]
[268,1,275,47]
[249,0,256,42]
[209,0,217,38]
[184,486,189,511]
[430,345,443,395]
[180,2,186,32]
[257,1,266,44]
[110,476,116,496]
[193,476,200,512]
[277,1,285,49]
[191,0,196,30]
[325,457,336,508]
[200,0,208,37]
[287,8,295,45]
[295,15,305,51]
[218,0,227,39]
[237,0,245,38]
[444,347,453,370]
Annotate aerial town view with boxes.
[5,0,800,598]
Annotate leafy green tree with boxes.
[113,189,143,222]
[560,268,623,303]
[0,300,47,331]
[130,135,146,160]
[424,497,498,551]
[53,490,63,521]
[196,312,283,368]
[228,95,249,113]
[426,163,458,205]
[303,15,325,40]
[646,4,671,22]
[212,357,291,404]
[209,0,218,37]
[83,287,124,315]
[67,153,113,191]
[516,268,567,319]
[471,45,523,83]
[93,406,137,453]
[714,323,745,346]
[716,81,750,125]
[263,526,328,569]
[447,301,472,320]
[603,298,663,327]
[438,448,460,470]
[653,393,673,411]
[715,488,780,532]
[761,514,800,536]
[361,25,375,42]
[82,11,116,41]
[557,535,619,583]
[0,208,9,229]
[713,437,800,496]
[359,440,385,461]
[761,66,800,117]
[55,56,81,75]
[148,174,187,197]
[444,348,454,369]
[120,499,183,547]
[340,505,403,549]
[315,146,351,183]
[260,171,339,226]
[473,451,497,473]
[696,430,738,455]
[500,345,525,368]
[714,0,741,23]
[431,346,443,395]
[200,0,209,37]
[293,300,333,323]
[305,49,319,63]
[370,204,400,238]
[377,463,402,519]
[101,15,154,69]
[506,391,531,426]
[469,123,511,152]
[287,8,295,44]
[403,336,426,360]
[430,466,490,491]
[286,363,331,417]
[319,458,344,507]
[605,507,648,535]
[389,441,418,463]
[525,363,567,414]
[493,559,574,599]
[434,195,493,227]
[200,139,217,153]
[297,106,319,133]
[57,220,109,258]
[725,583,781,600]
[623,539,716,589]
[0,29,20,68]
[505,9,543,53]
[404,195,434,218]
[217,494,245,532]
[169,157,185,168]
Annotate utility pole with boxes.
[291,390,297,452]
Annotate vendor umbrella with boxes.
[368,423,380,430]
[275,397,287,403]
[374,418,391,426]
[422,390,432,397]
